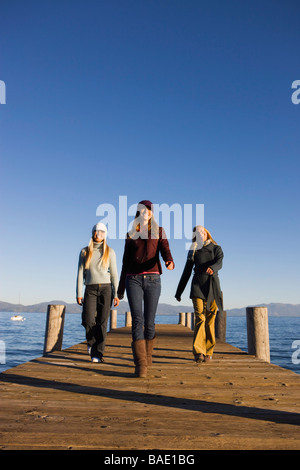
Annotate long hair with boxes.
[192,225,217,247]
[83,238,110,270]
[128,210,159,239]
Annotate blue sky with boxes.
[0,0,299,309]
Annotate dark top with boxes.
[175,242,224,311]
[117,226,174,299]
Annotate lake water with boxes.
[0,312,299,375]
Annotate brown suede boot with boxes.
[131,340,147,378]
[145,336,156,367]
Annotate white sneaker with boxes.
[91,357,104,363]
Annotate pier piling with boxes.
[43,304,66,355]
[215,310,227,342]
[246,306,270,363]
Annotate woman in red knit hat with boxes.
[118,200,174,377]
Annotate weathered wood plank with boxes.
[0,324,299,450]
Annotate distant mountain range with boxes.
[226,303,300,317]
[0,300,300,316]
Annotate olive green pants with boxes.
[192,298,218,356]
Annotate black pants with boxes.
[82,284,112,359]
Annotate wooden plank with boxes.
[0,324,299,450]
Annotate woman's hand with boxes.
[175,295,181,302]
[113,297,120,307]
[206,267,214,275]
[166,261,174,270]
[77,297,83,305]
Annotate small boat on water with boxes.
[10,315,26,321]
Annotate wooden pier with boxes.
[0,324,299,450]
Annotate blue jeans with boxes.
[125,274,161,341]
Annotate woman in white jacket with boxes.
[76,222,119,363]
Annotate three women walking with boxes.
[76,209,223,374]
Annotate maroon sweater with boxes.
[117,227,174,298]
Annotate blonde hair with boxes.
[192,225,217,246]
[83,237,110,270]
